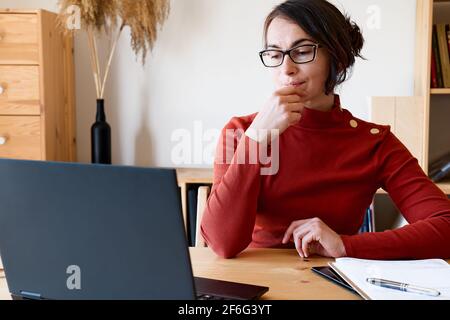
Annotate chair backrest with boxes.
[195,186,210,247]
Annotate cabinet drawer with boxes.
[0,66,40,115]
[0,116,41,160]
[0,14,39,65]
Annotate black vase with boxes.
[91,99,111,164]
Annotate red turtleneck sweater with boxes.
[200,96,450,259]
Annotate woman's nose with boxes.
[280,55,299,76]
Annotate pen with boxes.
[366,278,441,297]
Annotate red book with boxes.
[431,49,438,88]
[447,25,450,62]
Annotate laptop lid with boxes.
[0,159,196,299]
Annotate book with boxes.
[436,24,450,88]
[433,25,444,88]
[431,48,438,88]
[329,258,450,300]
[447,27,450,62]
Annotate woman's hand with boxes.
[282,218,347,258]
[246,86,305,143]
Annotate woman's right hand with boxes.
[246,86,305,143]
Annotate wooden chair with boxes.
[195,186,210,247]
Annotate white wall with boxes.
[0,0,417,168]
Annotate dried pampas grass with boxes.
[58,0,119,32]
[121,0,170,64]
[58,0,170,98]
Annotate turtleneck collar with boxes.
[294,95,347,129]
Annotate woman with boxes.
[200,0,450,260]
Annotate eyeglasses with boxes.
[259,43,321,68]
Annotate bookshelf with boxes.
[373,0,450,195]
[421,0,450,193]
[371,0,450,230]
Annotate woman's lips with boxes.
[286,82,307,97]
[287,82,306,87]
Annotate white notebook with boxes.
[329,258,450,300]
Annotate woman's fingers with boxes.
[301,231,316,258]
[275,86,304,97]
[289,220,321,258]
[283,218,346,258]
[293,224,311,243]
[282,220,308,244]
[294,234,302,257]
[293,228,311,258]
[281,94,302,104]
[293,222,316,258]
[248,87,304,140]
[285,220,317,259]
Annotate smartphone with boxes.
[311,266,357,294]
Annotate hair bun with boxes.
[346,17,364,57]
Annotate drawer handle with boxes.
[0,85,4,95]
[0,137,6,145]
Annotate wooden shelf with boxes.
[437,180,450,194]
[431,88,450,94]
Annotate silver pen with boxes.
[366,278,441,297]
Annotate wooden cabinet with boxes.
[0,9,76,161]
[0,13,39,65]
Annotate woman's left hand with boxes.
[282,218,347,258]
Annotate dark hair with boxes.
[263,0,365,94]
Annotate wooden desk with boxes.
[190,247,359,300]
[0,248,356,300]
[0,248,449,300]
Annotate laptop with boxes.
[0,159,268,300]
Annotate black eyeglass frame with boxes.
[259,43,322,68]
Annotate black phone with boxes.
[311,266,357,294]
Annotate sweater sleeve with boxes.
[341,129,450,259]
[200,117,264,258]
